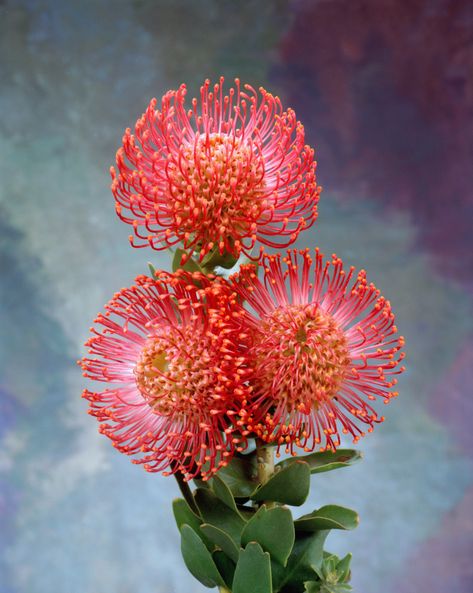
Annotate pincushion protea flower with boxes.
[233,249,406,452]
[79,271,251,479]
[111,77,320,261]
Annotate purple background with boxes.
[0,1,472,592]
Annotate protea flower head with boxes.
[111,77,320,262]
[233,249,406,453]
[79,270,252,479]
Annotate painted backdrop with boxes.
[1,1,472,592]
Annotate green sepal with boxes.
[271,530,329,592]
[201,245,239,270]
[147,262,157,277]
[277,449,362,475]
[215,454,259,498]
[194,488,246,545]
[212,550,236,589]
[180,524,225,588]
[295,506,359,532]
[251,461,311,506]
[335,553,352,582]
[241,505,295,567]
[233,542,272,593]
[172,248,203,273]
[200,523,240,563]
[318,553,338,578]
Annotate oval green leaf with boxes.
[212,474,242,516]
[251,461,311,506]
[172,498,202,532]
[194,488,246,545]
[216,455,259,498]
[180,524,225,588]
[201,523,240,563]
[277,449,362,474]
[233,542,272,593]
[271,530,329,591]
[241,505,295,566]
[295,505,359,531]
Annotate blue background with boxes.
[1,1,472,592]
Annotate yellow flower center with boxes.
[255,304,350,411]
[168,133,266,246]
[135,327,220,418]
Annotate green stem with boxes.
[219,587,231,593]
[173,470,199,515]
[255,438,275,508]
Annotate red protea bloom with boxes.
[233,249,406,453]
[111,77,320,261]
[79,271,251,479]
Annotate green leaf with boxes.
[277,449,362,475]
[172,498,204,535]
[241,505,295,566]
[216,454,259,498]
[251,461,311,506]
[295,506,359,532]
[180,524,225,588]
[172,497,220,551]
[172,248,202,273]
[194,488,246,545]
[200,523,240,563]
[233,542,272,593]
[212,474,243,516]
[272,531,329,592]
[212,550,236,589]
[193,477,211,490]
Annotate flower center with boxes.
[135,326,220,418]
[168,133,266,244]
[254,304,350,411]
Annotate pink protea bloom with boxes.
[233,249,406,453]
[79,271,251,480]
[111,77,320,261]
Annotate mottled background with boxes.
[1,1,472,592]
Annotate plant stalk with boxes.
[173,469,199,515]
[255,438,275,508]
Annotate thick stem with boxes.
[219,587,231,593]
[255,438,275,508]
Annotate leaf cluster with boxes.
[173,449,360,593]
